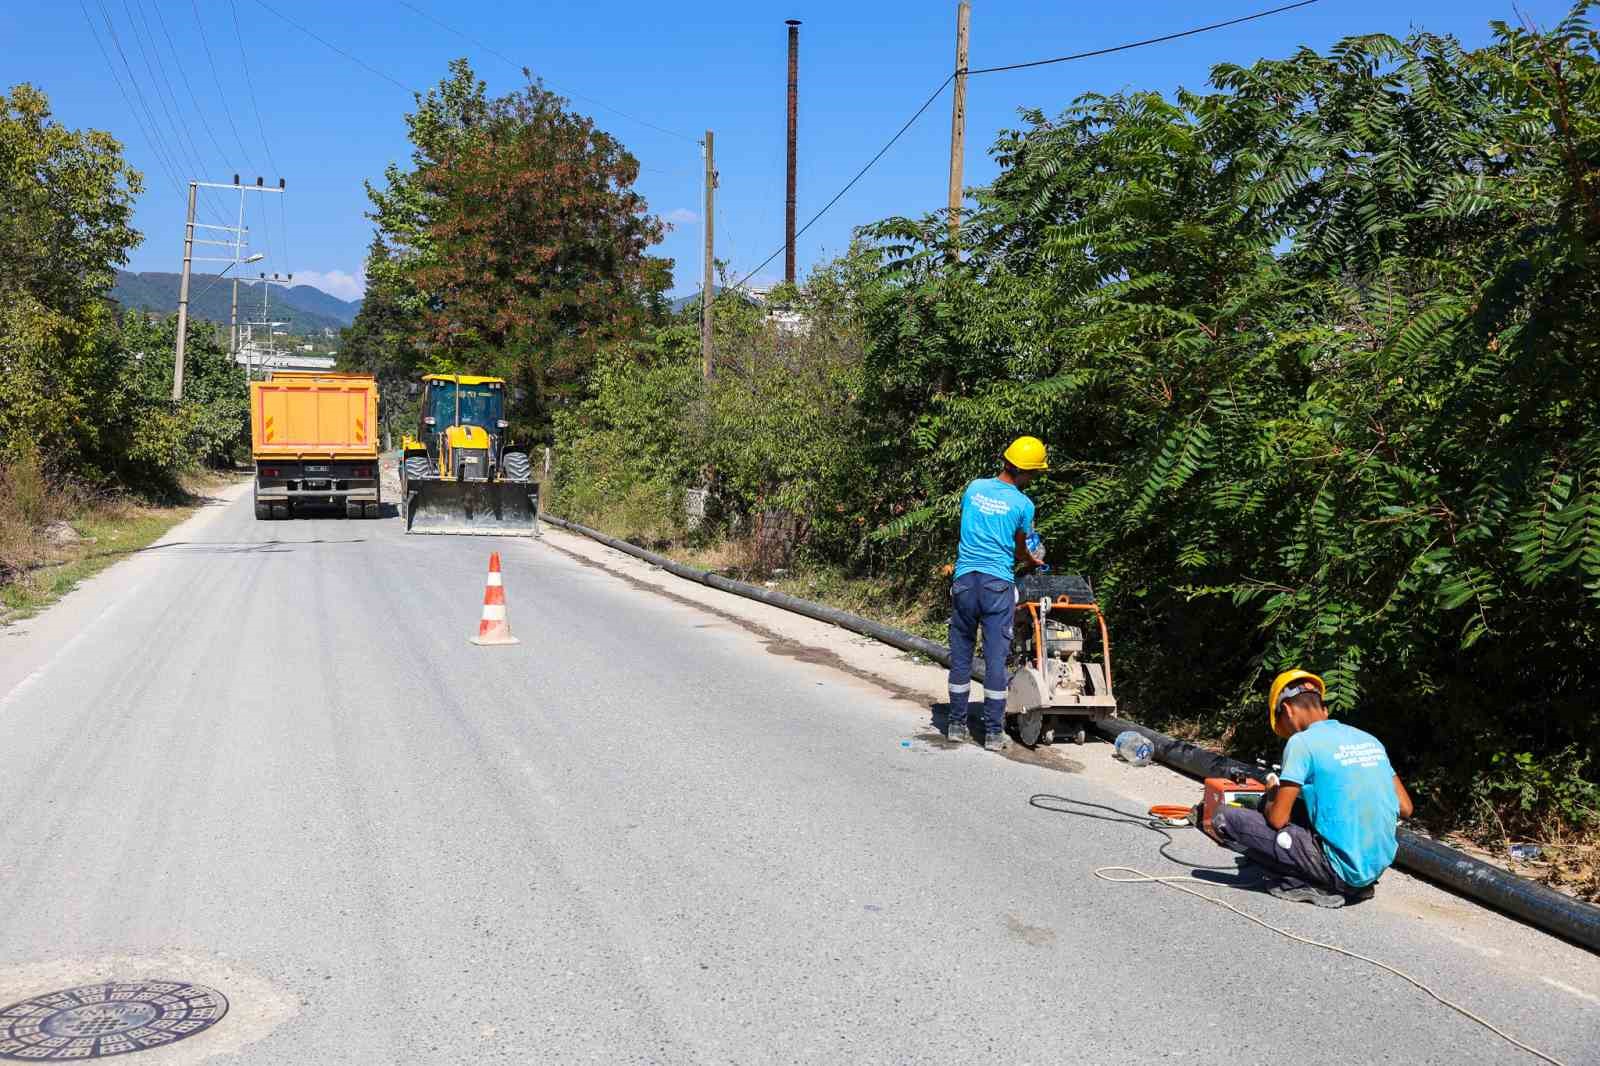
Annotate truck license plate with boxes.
[306,465,330,473]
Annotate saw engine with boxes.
[1004,573,1117,747]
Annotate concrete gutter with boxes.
[543,513,1600,953]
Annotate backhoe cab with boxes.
[400,375,538,536]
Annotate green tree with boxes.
[356,60,670,441]
[0,82,142,476]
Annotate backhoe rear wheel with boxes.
[501,451,532,482]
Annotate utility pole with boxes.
[947,0,971,260]
[242,272,293,379]
[701,130,716,380]
[172,182,199,400]
[785,19,801,286]
[171,175,283,399]
[230,277,240,364]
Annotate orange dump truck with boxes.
[250,371,381,520]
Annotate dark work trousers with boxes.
[1212,804,1360,894]
[947,571,1015,738]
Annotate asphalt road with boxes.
[0,485,1595,1064]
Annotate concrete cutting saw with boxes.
[1005,573,1116,747]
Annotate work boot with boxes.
[1268,878,1346,908]
[945,719,970,743]
[983,729,1010,753]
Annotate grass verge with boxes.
[0,472,239,625]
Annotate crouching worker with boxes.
[1209,670,1415,907]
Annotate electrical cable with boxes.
[229,0,280,272]
[78,0,186,200]
[150,0,231,168]
[92,0,189,199]
[231,0,280,178]
[722,0,1320,294]
[1028,794,1238,871]
[123,0,228,224]
[967,0,1321,75]
[392,0,700,145]
[191,0,253,167]
[251,0,412,94]
[724,74,954,294]
[1030,792,1570,1066]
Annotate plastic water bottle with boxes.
[1114,730,1153,766]
[1508,843,1542,862]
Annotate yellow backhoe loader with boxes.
[400,374,539,536]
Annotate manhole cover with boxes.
[0,981,227,1060]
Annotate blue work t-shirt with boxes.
[1281,719,1400,888]
[954,477,1036,582]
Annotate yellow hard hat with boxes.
[1268,669,1325,738]
[1004,436,1049,471]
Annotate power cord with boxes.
[1028,793,1238,871]
[1029,793,1570,1066]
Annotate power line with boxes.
[150,0,230,167]
[191,0,253,166]
[130,0,232,223]
[231,0,281,177]
[726,0,1319,291]
[251,0,412,93]
[78,0,185,200]
[122,0,226,223]
[230,0,285,272]
[726,75,954,293]
[392,0,701,145]
[967,0,1322,75]
[91,0,190,200]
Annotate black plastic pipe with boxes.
[541,516,957,665]
[543,514,1600,953]
[1094,716,1600,953]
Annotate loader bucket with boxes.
[405,479,539,536]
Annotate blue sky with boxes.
[5,1,1576,302]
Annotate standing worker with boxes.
[946,436,1048,750]
[1209,670,1415,906]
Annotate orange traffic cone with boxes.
[470,552,519,646]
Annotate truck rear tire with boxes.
[255,501,271,520]
[502,451,532,482]
[363,502,380,519]
[346,499,363,519]
[271,502,289,520]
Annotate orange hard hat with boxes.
[1268,669,1325,739]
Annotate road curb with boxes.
[542,512,1600,954]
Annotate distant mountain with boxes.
[109,270,362,335]
[670,286,723,314]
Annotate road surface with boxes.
[0,483,1595,1064]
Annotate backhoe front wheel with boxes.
[404,455,436,480]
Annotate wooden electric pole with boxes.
[785,19,801,285]
[701,130,716,380]
[947,1,971,260]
